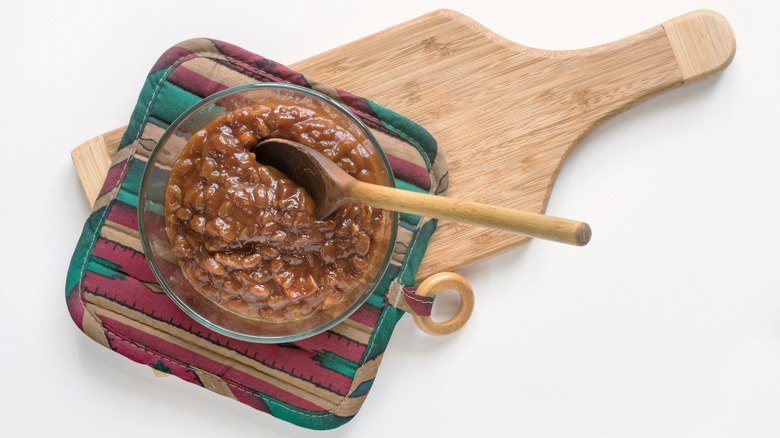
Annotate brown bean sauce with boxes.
[164,104,387,322]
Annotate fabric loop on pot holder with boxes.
[386,280,434,317]
[386,274,475,336]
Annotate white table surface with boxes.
[2,0,778,436]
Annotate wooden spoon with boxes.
[253,138,591,246]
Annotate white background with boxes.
[2,0,778,436]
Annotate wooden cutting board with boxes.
[72,9,735,282]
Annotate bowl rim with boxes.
[137,82,399,343]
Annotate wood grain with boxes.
[71,126,125,206]
[663,10,736,84]
[71,9,735,282]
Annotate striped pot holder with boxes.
[65,38,448,430]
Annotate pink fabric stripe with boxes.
[293,331,366,364]
[347,302,382,327]
[167,65,228,97]
[99,162,130,198]
[213,40,307,86]
[387,154,431,191]
[336,89,373,118]
[92,238,156,282]
[106,200,138,231]
[403,286,433,317]
[83,271,190,322]
[150,46,193,73]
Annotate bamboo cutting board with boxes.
[72,9,735,281]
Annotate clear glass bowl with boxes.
[138,83,398,343]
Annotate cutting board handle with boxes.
[513,9,737,125]
[662,10,736,83]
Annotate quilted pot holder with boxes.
[66,38,448,430]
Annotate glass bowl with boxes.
[138,83,398,343]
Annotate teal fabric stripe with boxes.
[120,71,168,150]
[314,352,358,379]
[265,398,349,431]
[117,183,162,217]
[366,290,387,308]
[347,379,373,398]
[370,263,400,301]
[109,194,135,209]
[149,81,202,124]
[86,259,125,280]
[396,178,427,195]
[399,219,438,285]
[115,188,138,208]
[121,158,147,196]
[400,212,421,227]
[362,306,405,362]
[151,360,173,375]
[89,256,124,277]
[66,205,109,294]
[119,72,202,151]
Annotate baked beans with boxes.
[164,104,387,322]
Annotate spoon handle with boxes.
[346,181,591,246]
